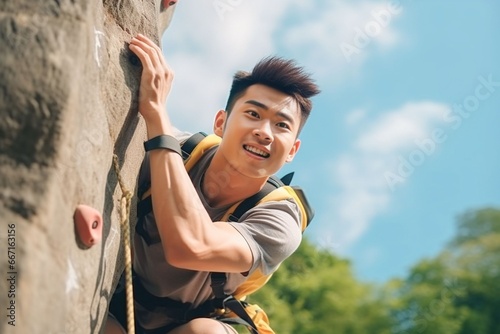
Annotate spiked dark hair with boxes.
[224,56,320,132]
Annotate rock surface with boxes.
[0,1,177,332]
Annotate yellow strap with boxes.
[221,187,308,230]
[254,186,308,232]
[223,303,276,334]
[141,134,222,200]
[184,134,222,172]
[233,268,271,300]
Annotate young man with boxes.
[106,33,320,334]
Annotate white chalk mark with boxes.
[104,225,118,257]
[66,259,80,294]
[94,27,105,68]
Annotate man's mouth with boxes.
[244,145,270,158]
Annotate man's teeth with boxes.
[244,145,270,158]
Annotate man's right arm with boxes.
[129,34,254,274]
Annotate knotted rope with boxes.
[113,154,135,334]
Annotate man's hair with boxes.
[224,56,320,132]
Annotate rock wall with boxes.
[0,1,177,333]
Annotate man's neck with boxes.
[202,151,268,208]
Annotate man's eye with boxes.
[277,122,290,129]
[247,111,259,118]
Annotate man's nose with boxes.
[253,122,273,142]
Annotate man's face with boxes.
[214,84,302,179]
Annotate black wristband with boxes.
[143,135,182,155]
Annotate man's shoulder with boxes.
[243,197,302,227]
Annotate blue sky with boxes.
[162,0,500,282]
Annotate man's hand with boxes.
[129,34,174,127]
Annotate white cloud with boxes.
[158,1,416,254]
[162,1,286,132]
[357,102,447,154]
[280,0,402,78]
[345,108,367,125]
[161,0,404,132]
[322,101,451,252]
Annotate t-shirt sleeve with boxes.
[229,198,302,276]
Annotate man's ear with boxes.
[285,139,301,163]
[213,110,227,137]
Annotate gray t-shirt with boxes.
[133,134,302,329]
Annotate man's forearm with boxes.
[143,109,215,264]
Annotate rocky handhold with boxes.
[0,1,178,333]
[163,0,179,9]
[74,204,104,247]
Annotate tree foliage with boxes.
[380,207,500,334]
[246,238,393,333]
[236,207,500,334]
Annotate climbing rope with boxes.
[113,154,135,334]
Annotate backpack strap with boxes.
[210,273,259,334]
[256,185,314,231]
[184,133,222,172]
[226,175,284,222]
[221,174,314,231]
[181,132,208,160]
[136,132,215,201]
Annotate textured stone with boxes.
[0,1,177,333]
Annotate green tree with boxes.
[390,255,468,334]
[449,208,500,334]
[236,207,500,333]
[248,238,393,333]
[391,207,500,334]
